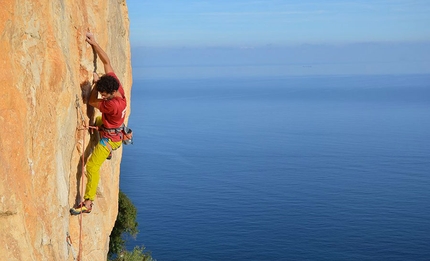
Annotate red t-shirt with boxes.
[99,72,127,142]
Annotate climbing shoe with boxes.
[70,201,93,215]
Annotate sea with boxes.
[120,74,430,261]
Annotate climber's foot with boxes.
[70,200,93,215]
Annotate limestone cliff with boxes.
[0,1,132,260]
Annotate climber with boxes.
[70,32,127,215]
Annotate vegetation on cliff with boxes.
[109,190,155,261]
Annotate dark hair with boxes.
[96,75,119,94]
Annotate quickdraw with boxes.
[66,232,77,260]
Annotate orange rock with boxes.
[0,1,132,260]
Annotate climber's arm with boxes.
[88,83,101,109]
[85,32,114,74]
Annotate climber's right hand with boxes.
[86,32,96,45]
[93,72,99,84]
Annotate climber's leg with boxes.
[84,138,122,201]
[84,142,110,201]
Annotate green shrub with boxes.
[108,190,155,261]
[111,246,155,261]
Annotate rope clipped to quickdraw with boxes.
[76,95,86,127]
[66,232,77,260]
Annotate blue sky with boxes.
[126,0,430,78]
[127,0,430,47]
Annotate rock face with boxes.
[0,1,132,260]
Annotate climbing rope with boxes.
[79,126,85,261]
[72,33,99,258]
[74,41,98,257]
[75,95,86,261]
[75,94,98,261]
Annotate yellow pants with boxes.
[84,117,122,201]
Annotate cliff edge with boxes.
[0,1,132,260]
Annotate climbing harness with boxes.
[99,124,133,145]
